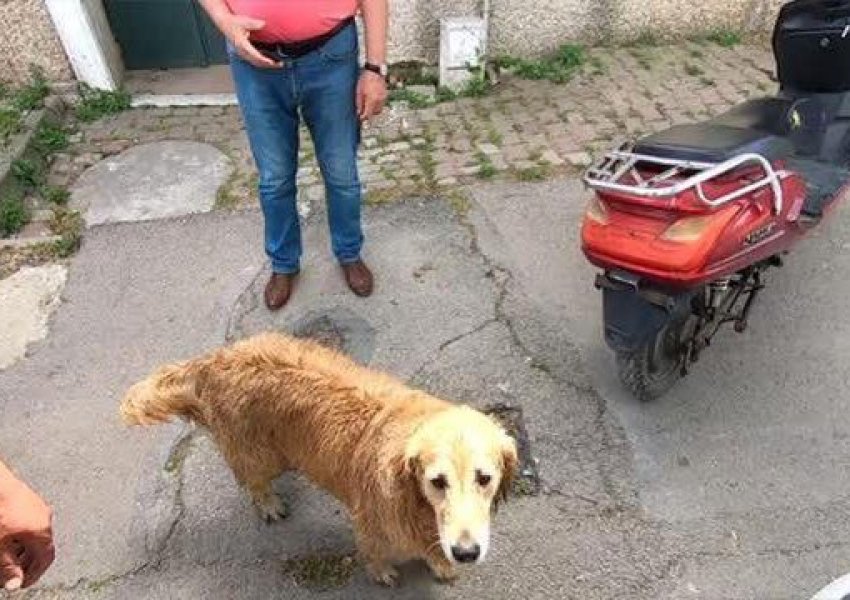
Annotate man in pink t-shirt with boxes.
[200,0,388,310]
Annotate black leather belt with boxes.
[252,16,355,59]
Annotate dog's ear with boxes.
[494,434,518,512]
[379,438,420,498]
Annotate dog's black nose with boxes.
[451,544,480,563]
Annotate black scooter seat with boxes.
[634,97,808,164]
[634,122,794,164]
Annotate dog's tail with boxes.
[120,361,206,426]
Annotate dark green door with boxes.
[104,0,228,70]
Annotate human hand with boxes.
[220,14,281,69]
[356,71,388,121]
[0,477,54,590]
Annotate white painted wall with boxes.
[44,0,123,90]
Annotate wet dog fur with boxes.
[120,332,517,585]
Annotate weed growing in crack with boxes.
[495,44,586,84]
[475,151,496,180]
[34,122,69,154]
[10,67,50,112]
[0,189,28,237]
[515,164,550,182]
[283,554,355,591]
[75,84,132,122]
[707,29,742,48]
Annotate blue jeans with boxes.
[229,24,363,274]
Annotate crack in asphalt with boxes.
[36,431,198,595]
[450,195,638,513]
[223,264,265,343]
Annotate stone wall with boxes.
[388,0,787,62]
[0,0,71,85]
[0,0,786,85]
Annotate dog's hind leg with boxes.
[223,450,290,522]
[246,478,288,522]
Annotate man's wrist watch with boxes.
[364,62,388,79]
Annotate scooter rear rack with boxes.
[584,146,786,214]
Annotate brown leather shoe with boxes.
[341,260,374,297]
[264,272,298,311]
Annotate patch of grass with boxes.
[34,122,69,154]
[487,127,503,147]
[0,108,21,143]
[42,185,70,205]
[443,188,471,217]
[388,88,433,109]
[74,84,131,122]
[459,75,490,98]
[283,554,355,591]
[364,186,401,206]
[515,164,550,182]
[690,48,704,59]
[0,188,29,237]
[496,44,586,84]
[707,29,742,48]
[49,208,83,257]
[215,171,245,209]
[513,477,537,496]
[435,86,458,103]
[416,146,438,188]
[11,67,49,112]
[475,151,496,180]
[684,63,704,77]
[12,159,44,188]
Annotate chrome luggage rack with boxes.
[583,145,785,214]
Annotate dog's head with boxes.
[404,405,518,565]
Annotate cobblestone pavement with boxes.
[48,41,775,209]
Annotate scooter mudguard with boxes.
[599,275,693,353]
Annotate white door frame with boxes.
[44,0,124,91]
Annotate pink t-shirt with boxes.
[225,0,358,43]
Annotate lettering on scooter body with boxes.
[744,222,777,246]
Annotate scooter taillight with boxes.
[581,194,743,274]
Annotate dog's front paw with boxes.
[254,493,288,523]
[366,563,399,587]
[427,560,457,584]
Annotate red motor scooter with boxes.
[581,0,850,400]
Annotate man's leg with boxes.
[299,27,373,296]
[230,54,303,308]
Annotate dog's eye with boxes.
[476,472,492,487]
[430,475,448,491]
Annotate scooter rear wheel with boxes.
[616,313,696,402]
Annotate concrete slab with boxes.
[0,211,264,588]
[0,265,67,369]
[70,142,233,226]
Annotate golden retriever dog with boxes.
[120,332,517,586]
